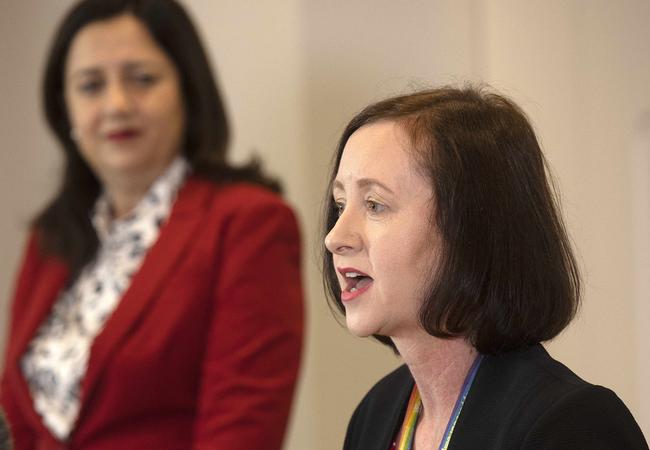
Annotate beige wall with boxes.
[0,0,68,362]
[0,1,647,449]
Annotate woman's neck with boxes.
[102,173,157,219]
[392,331,477,449]
[105,186,147,219]
[99,162,173,219]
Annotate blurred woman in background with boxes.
[323,86,648,449]
[0,1,303,448]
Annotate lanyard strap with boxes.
[395,386,422,450]
[438,354,483,449]
[394,354,483,450]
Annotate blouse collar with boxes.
[91,157,190,243]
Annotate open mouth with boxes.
[344,271,373,293]
[338,268,374,301]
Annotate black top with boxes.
[343,344,648,450]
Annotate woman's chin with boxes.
[345,316,379,338]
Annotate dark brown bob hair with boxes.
[36,0,278,278]
[322,86,580,355]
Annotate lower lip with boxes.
[341,282,372,302]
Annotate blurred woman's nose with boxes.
[324,207,361,255]
[104,80,132,115]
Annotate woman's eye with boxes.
[131,73,159,86]
[335,202,345,216]
[366,200,386,214]
[77,79,103,94]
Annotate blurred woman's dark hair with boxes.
[0,408,11,450]
[322,86,581,355]
[36,0,279,278]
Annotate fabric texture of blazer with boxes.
[344,344,648,450]
[1,177,304,450]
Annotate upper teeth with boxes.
[345,272,363,278]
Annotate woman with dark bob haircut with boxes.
[0,0,303,448]
[323,86,647,449]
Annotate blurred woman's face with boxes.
[325,120,440,339]
[64,14,185,186]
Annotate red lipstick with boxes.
[106,128,140,141]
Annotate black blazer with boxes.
[344,344,648,450]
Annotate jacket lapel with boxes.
[361,365,414,450]
[7,253,69,437]
[9,259,69,368]
[379,378,413,449]
[79,177,213,413]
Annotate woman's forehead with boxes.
[66,14,168,75]
[335,121,428,194]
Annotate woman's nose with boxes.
[324,208,361,255]
[104,81,132,115]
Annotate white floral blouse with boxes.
[20,157,189,440]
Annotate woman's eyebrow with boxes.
[357,178,395,195]
[332,179,343,190]
[122,60,164,71]
[67,67,102,80]
[332,178,395,195]
[67,60,163,79]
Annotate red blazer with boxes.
[1,177,304,450]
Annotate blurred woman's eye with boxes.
[366,199,386,214]
[130,72,159,87]
[77,79,104,95]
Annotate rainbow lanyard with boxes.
[393,355,483,450]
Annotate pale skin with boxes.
[396,333,477,449]
[325,120,477,449]
[64,14,186,218]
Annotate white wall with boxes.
[0,1,647,449]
